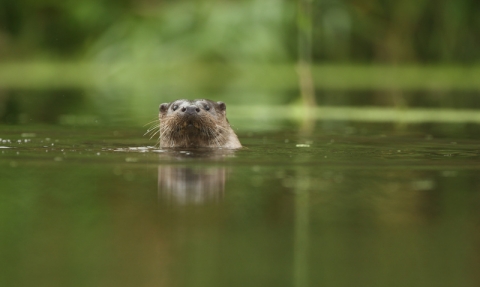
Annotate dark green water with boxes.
[1,121,480,287]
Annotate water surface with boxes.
[1,121,479,287]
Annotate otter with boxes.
[158,99,241,149]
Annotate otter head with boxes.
[158,99,240,148]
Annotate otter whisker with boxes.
[149,129,160,140]
[144,126,160,136]
[143,118,160,126]
[144,121,161,135]
[148,122,160,128]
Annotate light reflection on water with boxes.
[0,122,479,287]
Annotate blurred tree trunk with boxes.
[297,0,316,133]
[297,0,316,108]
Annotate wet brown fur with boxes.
[157,99,241,149]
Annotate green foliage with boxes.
[1,0,480,63]
[88,1,291,65]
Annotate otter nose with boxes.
[181,105,200,115]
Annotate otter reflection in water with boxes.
[157,149,236,205]
[156,99,241,149]
[152,99,241,204]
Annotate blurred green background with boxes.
[2,0,479,63]
[0,0,479,125]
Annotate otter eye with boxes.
[172,105,178,111]
[204,105,210,111]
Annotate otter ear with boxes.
[159,103,169,114]
[217,101,226,112]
